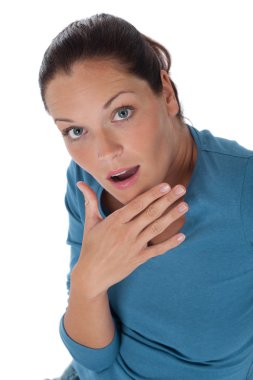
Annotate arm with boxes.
[61,159,187,371]
[64,287,115,349]
[60,160,120,372]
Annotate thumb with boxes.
[76,181,103,231]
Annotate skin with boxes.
[45,58,197,348]
[45,59,197,242]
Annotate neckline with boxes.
[98,123,202,218]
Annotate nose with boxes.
[96,131,123,161]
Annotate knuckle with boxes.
[131,197,144,212]
[150,221,162,234]
[146,204,157,218]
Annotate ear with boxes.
[160,70,179,116]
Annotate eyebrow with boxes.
[54,90,135,123]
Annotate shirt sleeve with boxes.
[241,155,253,251]
[59,160,121,372]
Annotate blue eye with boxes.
[69,127,84,139]
[62,127,85,140]
[114,106,134,121]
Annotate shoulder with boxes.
[190,125,253,250]
[191,125,253,159]
[66,160,102,195]
[65,160,103,219]
[190,126,253,185]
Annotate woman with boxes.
[39,13,253,380]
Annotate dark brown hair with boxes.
[39,13,184,121]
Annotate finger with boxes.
[137,233,186,264]
[133,185,187,232]
[76,181,103,232]
[138,201,188,244]
[116,183,172,223]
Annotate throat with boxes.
[167,126,197,189]
[101,190,124,214]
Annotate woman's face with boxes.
[45,59,180,205]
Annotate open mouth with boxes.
[110,165,139,182]
[108,165,140,189]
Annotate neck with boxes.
[164,122,197,189]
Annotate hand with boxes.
[71,182,188,298]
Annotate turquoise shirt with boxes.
[60,124,253,380]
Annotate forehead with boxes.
[45,59,151,114]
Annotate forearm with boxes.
[64,285,115,349]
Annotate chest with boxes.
[108,190,253,361]
[148,212,186,246]
[102,189,187,245]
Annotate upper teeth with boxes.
[111,170,128,177]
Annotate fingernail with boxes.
[160,184,171,193]
[174,186,186,195]
[178,203,188,213]
[177,234,186,242]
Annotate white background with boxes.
[1,1,252,379]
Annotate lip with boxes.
[106,165,139,179]
[107,165,140,190]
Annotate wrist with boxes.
[70,268,107,301]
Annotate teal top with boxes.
[59,124,253,380]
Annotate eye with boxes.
[113,106,134,121]
[62,127,85,140]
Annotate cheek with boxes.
[138,118,166,151]
[64,141,94,169]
